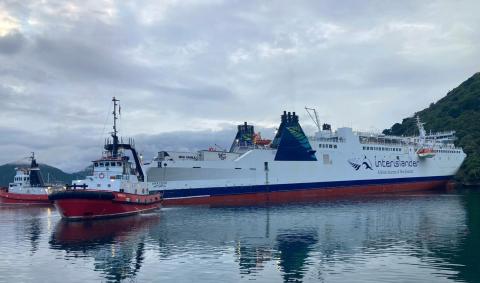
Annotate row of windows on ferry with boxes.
[363,146,402,152]
[94,162,122,167]
[361,146,461,154]
[14,177,29,181]
[434,149,462,154]
[319,144,338,149]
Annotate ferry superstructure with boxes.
[146,111,466,205]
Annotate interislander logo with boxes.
[348,156,373,171]
[348,155,419,171]
[374,156,418,168]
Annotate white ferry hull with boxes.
[146,112,466,205]
[147,149,463,205]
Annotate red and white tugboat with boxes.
[0,153,58,205]
[49,97,162,220]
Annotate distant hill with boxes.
[383,72,480,184]
[0,163,89,187]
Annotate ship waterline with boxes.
[159,176,450,205]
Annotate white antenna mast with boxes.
[416,116,426,145]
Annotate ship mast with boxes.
[416,116,426,146]
[30,152,38,169]
[305,107,321,132]
[112,97,120,157]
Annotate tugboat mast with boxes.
[103,97,145,181]
[112,97,120,157]
[30,152,39,169]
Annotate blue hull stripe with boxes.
[160,176,452,199]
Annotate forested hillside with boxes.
[383,73,480,184]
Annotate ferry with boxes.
[0,153,60,205]
[146,110,466,205]
[49,98,162,220]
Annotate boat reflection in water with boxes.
[0,205,52,255]
[156,191,480,282]
[276,229,318,282]
[42,190,480,283]
[49,214,160,282]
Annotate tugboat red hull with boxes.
[0,188,51,205]
[50,190,161,220]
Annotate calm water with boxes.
[1,189,480,283]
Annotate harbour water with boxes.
[1,188,479,283]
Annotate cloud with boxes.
[0,31,26,54]
[0,9,20,36]
[0,0,479,171]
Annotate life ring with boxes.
[99,173,105,179]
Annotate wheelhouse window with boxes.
[94,162,99,167]
[110,162,116,167]
[99,162,104,167]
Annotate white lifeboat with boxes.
[417,148,435,158]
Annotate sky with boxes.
[0,0,479,172]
